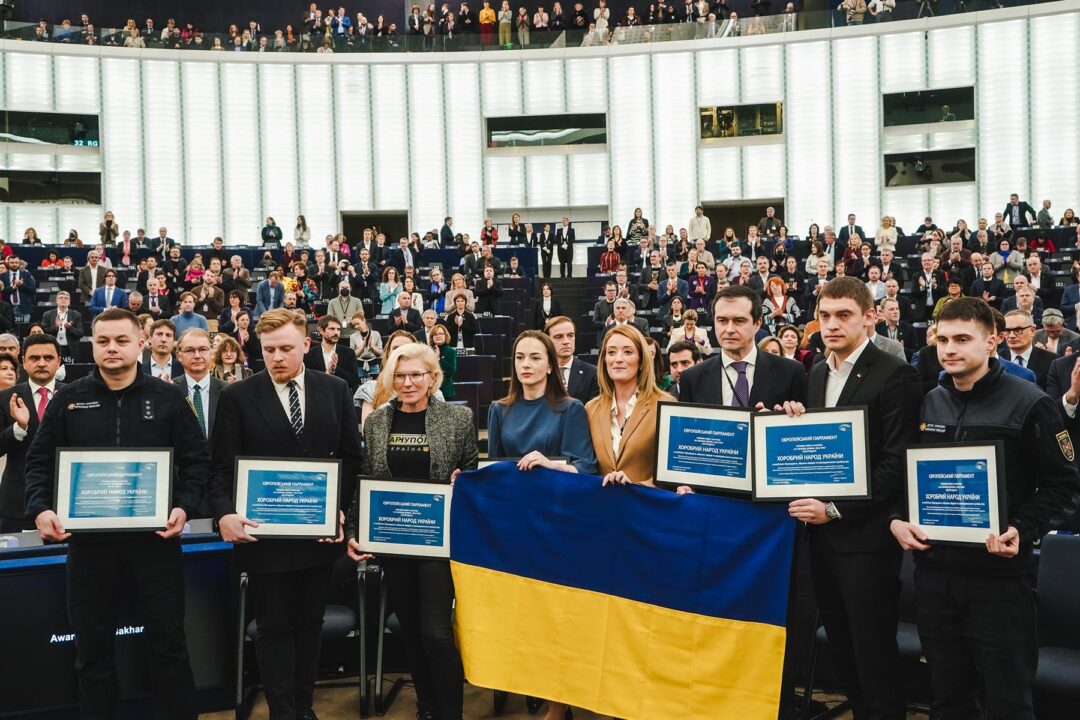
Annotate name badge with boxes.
[67,401,101,411]
[920,423,948,434]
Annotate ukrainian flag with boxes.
[450,463,796,720]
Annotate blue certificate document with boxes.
[752,407,871,501]
[56,449,172,531]
[358,478,453,558]
[654,402,753,492]
[235,458,341,538]
[906,443,1005,545]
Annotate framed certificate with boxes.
[654,401,753,493]
[55,448,173,532]
[905,442,1007,546]
[751,407,871,501]
[357,477,452,559]
[235,457,341,539]
[477,457,569,470]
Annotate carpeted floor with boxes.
[201,679,929,719]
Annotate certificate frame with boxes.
[356,477,453,559]
[905,442,1007,546]
[234,456,341,539]
[653,401,754,493]
[751,406,871,502]
[55,448,173,532]
[477,457,569,470]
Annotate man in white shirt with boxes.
[43,290,83,364]
[0,334,62,532]
[865,265,886,302]
[688,205,712,242]
[546,316,599,404]
[173,328,223,441]
[144,319,181,381]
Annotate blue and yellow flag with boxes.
[450,463,796,720]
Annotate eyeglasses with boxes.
[180,347,212,355]
[1003,326,1033,335]
[392,371,429,384]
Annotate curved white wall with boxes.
[0,1,1076,245]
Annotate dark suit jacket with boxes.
[1,268,36,313]
[968,276,1006,308]
[875,321,919,358]
[209,370,363,574]
[532,296,563,330]
[304,343,361,392]
[388,247,421,274]
[0,382,62,523]
[915,344,943,396]
[440,224,455,247]
[1047,354,1080,436]
[908,270,948,321]
[172,375,225,438]
[41,309,84,348]
[386,307,422,334]
[1003,201,1037,227]
[838,225,866,245]
[806,341,921,552]
[555,227,575,258]
[999,295,1044,327]
[564,357,599,405]
[140,350,184,379]
[679,349,807,409]
[873,261,906,285]
[999,345,1055,390]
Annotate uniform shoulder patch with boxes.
[1057,430,1075,462]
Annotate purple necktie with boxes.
[731,360,749,408]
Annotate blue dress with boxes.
[487,397,598,475]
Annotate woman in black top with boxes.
[445,292,479,350]
[531,282,563,329]
[349,342,477,720]
[507,212,527,245]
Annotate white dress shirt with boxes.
[12,379,57,441]
[825,338,870,408]
[272,369,306,425]
[610,391,638,457]
[720,346,759,407]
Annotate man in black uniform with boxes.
[210,308,363,720]
[891,298,1080,719]
[23,308,208,720]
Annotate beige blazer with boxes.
[585,391,677,486]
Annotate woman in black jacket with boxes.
[531,282,563,329]
[444,293,478,349]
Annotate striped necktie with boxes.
[287,380,303,439]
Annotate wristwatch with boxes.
[825,502,842,521]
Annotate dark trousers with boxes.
[0,514,33,532]
[251,562,334,720]
[808,538,904,720]
[66,536,196,720]
[541,251,553,278]
[384,558,463,720]
[914,566,1038,720]
[557,250,572,277]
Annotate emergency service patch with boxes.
[1057,430,1074,462]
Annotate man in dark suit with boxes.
[254,272,285,319]
[42,290,84,364]
[1000,309,1056,389]
[873,248,906,286]
[876,297,919,359]
[0,335,62,531]
[785,277,921,720]
[1003,193,1037,228]
[746,255,776,298]
[462,241,484,282]
[837,214,865,246]
[141,319,185,380]
[666,341,702,398]
[968,259,1005,309]
[2,254,36,322]
[908,252,947,323]
[172,328,224,442]
[387,293,422,334]
[679,286,807,410]
[136,256,167,295]
[146,226,177,256]
[439,217,455,248]
[546,316,599,405]
[388,236,420,274]
[210,309,363,720]
[304,316,360,392]
[555,218,575,278]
